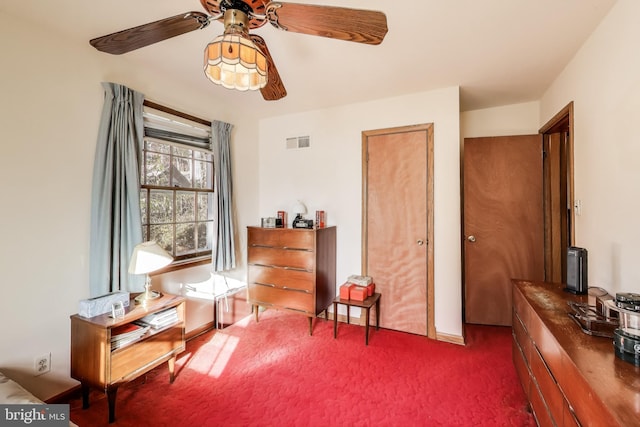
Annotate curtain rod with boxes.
[143,100,211,127]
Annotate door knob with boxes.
[467,235,476,243]
[417,239,424,246]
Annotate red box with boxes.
[349,286,368,301]
[339,283,354,300]
[363,283,375,297]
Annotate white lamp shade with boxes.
[128,241,173,275]
[292,200,307,215]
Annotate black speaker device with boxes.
[565,246,588,294]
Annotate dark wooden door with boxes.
[363,124,434,337]
[463,135,544,326]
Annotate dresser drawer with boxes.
[248,246,315,271]
[249,264,315,292]
[530,378,555,427]
[513,311,532,364]
[512,337,531,399]
[248,283,313,314]
[248,227,315,250]
[530,346,563,425]
[110,326,183,382]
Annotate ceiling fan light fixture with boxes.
[203,11,268,91]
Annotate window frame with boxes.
[141,100,214,270]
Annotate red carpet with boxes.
[69,310,534,427]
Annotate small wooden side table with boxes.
[333,293,381,345]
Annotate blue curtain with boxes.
[212,120,236,271]
[89,83,145,296]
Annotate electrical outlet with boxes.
[34,353,51,376]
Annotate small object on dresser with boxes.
[613,328,640,366]
[277,211,287,228]
[78,291,130,318]
[261,217,277,228]
[315,210,326,228]
[293,218,314,229]
[110,301,126,319]
[567,301,618,338]
[615,292,640,312]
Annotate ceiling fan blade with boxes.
[250,34,287,101]
[90,12,210,55]
[267,3,388,45]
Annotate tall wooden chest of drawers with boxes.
[247,226,336,334]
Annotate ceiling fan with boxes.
[90,0,388,101]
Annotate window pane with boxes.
[194,160,212,189]
[176,223,195,255]
[173,146,192,158]
[172,157,193,187]
[140,190,148,224]
[198,221,213,251]
[146,152,170,186]
[194,151,211,161]
[176,192,195,223]
[150,224,173,254]
[150,190,173,224]
[146,140,170,154]
[197,193,210,221]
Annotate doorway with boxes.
[362,124,435,337]
[540,102,575,283]
[462,102,575,326]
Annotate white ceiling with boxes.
[1,0,616,119]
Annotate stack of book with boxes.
[138,307,179,329]
[110,323,149,350]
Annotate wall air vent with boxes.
[286,135,310,149]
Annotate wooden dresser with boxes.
[247,226,336,334]
[512,280,640,427]
[70,294,185,423]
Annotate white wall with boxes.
[258,87,463,337]
[461,101,540,138]
[0,12,259,400]
[540,0,640,295]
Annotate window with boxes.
[140,104,214,264]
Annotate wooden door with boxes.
[363,124,434,337]
[463,135,544,326]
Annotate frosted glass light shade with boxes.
[204,32,267,91]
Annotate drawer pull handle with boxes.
[282,286,311,294]
[253,263,278,269]
[282,266,311,272]
[255,282,277,288]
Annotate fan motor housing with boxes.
[201,0,269,29]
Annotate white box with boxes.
[79,291,130,318]
[347,275,372,286]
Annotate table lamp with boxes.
[291,200,307,226]
[128,241,173,304]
